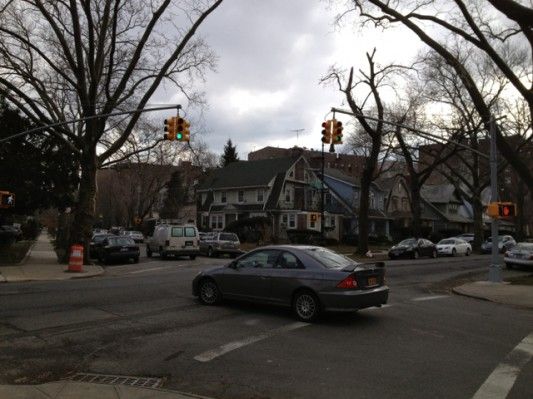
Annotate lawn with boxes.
[0,241,33,265]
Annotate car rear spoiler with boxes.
[342,261,385,272]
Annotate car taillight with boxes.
[337,275,358,289]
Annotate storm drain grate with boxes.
[65,372,163,389]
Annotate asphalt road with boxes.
[0,252,532,399]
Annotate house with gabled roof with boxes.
[322,168,391,240]
[196,156,344,241]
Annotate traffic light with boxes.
[486,202,516,218]
[0,191,15,208]
[164,117,177,140]
[176,118,190,142]
[498,202,516,218]
[332,119,343,144]
[321,120,332,144]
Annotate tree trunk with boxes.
[515,181,526,241]
[410,179,422,238]
[358,170,372,255]
[71,148,98,264]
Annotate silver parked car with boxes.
[481,235,516,254]
[504,242,533,269]
[199,232,243,258]
[192,245,389,322]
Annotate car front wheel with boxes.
[199,279,221,305]
[431,249,437,258]
[293,291,320,322]
[466,248,471,256]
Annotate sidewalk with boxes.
[453,280,533,309]
[0,232,104,283]
[0,381,213,399]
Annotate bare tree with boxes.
[0,0,224,260]
[346,0,533,189]
[322,49,406,254]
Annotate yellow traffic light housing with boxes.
[164,117,177,140]
[486,202,516,218]
[321,120,332,144]
[176,118,190,142]
[332,119,343,144]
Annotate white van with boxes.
[146,224,200,260]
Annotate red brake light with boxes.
[337,275,358,289]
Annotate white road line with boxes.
[411,295,450,302]
[194,322,310,362]
[364,304,393,310]
[472,332,533,399]
[129,266,174,274]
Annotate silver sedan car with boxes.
[192,245,389,322]
[504,242,533,269]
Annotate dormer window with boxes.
[257,189,264,202]
[221,191,227,203]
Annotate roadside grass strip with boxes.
[472,332,533,399]
[194,321,310,362]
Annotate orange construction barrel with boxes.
[68,244,84,272]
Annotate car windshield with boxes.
[487,237,505,242]
[108,237,134,246]
[398,238,416,246]
[92,235,109,242]
[304,247,355,270]
[438,239,455,245]
[220,233,238,241]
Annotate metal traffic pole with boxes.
[488,118,502,283]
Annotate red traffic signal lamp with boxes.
[0,191,15,208]
[164,117,177,140]
[332,119,343,144]
[321,120,332,144]
[498,203,516,218]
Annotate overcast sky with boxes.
[165,0,421,159]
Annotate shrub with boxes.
[224,216,271,243]
[286,229,322,245]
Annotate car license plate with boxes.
[185,241,193,246]
[368,277,378,286]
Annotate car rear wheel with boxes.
[431,249,437,258]
[133,256,139,263]
[293,291,320,322]
[198,279,221,305]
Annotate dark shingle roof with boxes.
[197,157,297,190]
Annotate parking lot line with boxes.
[472,332,533,399]
[194,322,310,362]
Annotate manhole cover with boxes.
[66,372,163,388]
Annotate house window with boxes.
[281,214,288,227]
[449,203,458,213]
[285,187,291,202]
[370,192,375,209]
[288,214,296,228]
[238,190,244,202]
[221,191,227,203]
[289,169,294,178]
[325,193,332,205]
[210,215,223,229]
[331,216,336,228]
[257,189,264,202]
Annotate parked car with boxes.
[89,233,114,259]
[455,233,474,244]
[199,232,243,258]
[504,242,533,269]
[121,230,144,243]
[481,235,516,254]
[0,225,22,244]
[92,228,108,235]
[436,238,471,256]
[97,236,140,264]
[192,245,389,322]
[146,224,200,259]
[388,238,437,260]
